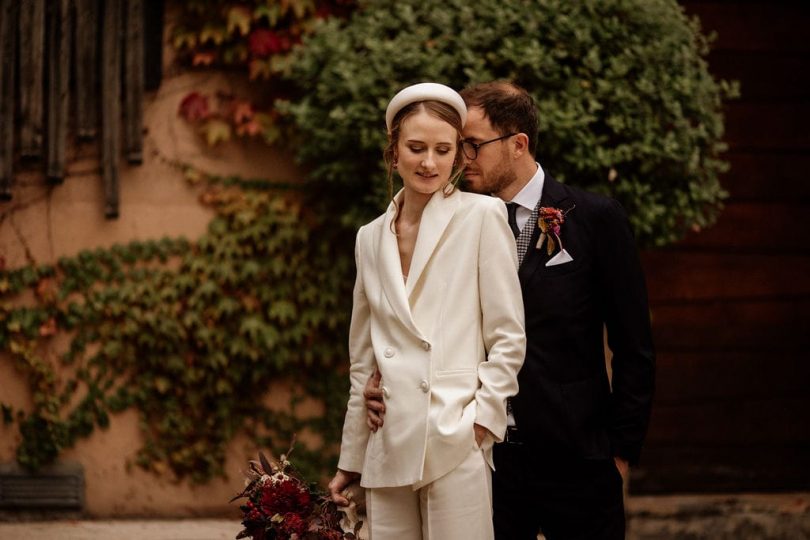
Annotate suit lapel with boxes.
[405,189,459,298]
[377,191,423,338]
[518,175,571,284]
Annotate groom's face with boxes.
[462,106,518,200]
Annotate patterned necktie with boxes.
[507,201,538,265]
[516,203,540,266]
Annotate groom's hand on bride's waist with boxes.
[364,369,386,431]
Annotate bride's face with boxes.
[395,109,458,196]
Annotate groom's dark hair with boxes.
[460,81,539,157]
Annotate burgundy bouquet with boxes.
[232,446,362,540]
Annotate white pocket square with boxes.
[546,249,573,267]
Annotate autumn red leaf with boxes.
[35,278,56,302]
[248,29,280,57]
[236,119,261,137]
[232,100,254,124]
[315,5,333,19]
[178,92,211,121]
[39,318,57,337]
[192,51,216,66]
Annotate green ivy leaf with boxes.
[154,378,172,395]
[254,4,280,26]
[268,300,297,324]
[199,119,232,146]
[199,23,228,46]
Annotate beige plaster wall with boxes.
[0,66,310,516]
[1,69,302,268]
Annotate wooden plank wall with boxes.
[634,1,810,493]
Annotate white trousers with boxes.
[366,446,493,540]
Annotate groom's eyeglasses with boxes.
[461,133,517,160]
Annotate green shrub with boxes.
[282,0,737,246]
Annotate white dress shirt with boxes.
[508,162,545,233]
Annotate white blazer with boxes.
[337,188,526,489]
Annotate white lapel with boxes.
[377,191,423,338]
[405,189,459,298]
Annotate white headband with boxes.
[385,82,467,132]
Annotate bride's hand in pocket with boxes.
[473,423,490,448]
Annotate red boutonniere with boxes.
[536,205,575,256]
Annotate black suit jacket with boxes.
[512,175,655,464]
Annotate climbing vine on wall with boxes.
[1,0,362,485]
[0,173,355,483]
[173,0,355,146]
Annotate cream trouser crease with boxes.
[366,446,493,540]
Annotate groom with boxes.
[365,81,655,539]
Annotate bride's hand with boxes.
[328,469,360,506]
[473,423,491,447]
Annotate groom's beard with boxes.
[463,159,518,197]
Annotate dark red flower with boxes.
[259,478,312,517]
[234,452,348,540]
[279,512,308,537]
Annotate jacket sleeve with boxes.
[336,227,376,473]
[474,200,527,443]
[596,199,656,465]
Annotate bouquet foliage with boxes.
[232,447,362,540]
